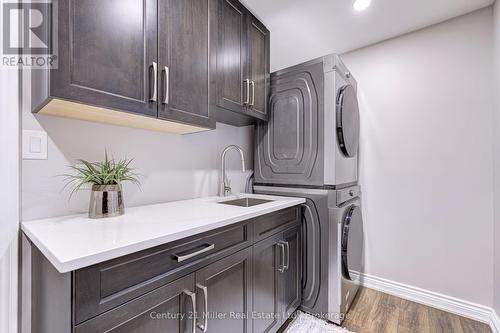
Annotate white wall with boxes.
[339,9,495,307]
[0,66,19,261]
[493,0,500,316]
[22,110,254,220]
[0,50,20,333]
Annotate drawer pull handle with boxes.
[243,79,250,105]
[196,284,209,332]
[183,290,196,333]
[162,66,169,104]
[250,80,255,106]
[283,241,290,271]
[173,244,215,262]
[277,242,285,273]
[149,62,157,102]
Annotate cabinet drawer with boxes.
[253,206,300,242]
[74,273,196,333]
[74,222,252,324]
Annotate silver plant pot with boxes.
[89,184,124,219]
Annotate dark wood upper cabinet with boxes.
[215,0,248,113]
[51,0,158,118]
[246,14,270,120]
[157,0,216,128]
[214,0,269,125]
[31,0,268,132]
[33,0,216,134]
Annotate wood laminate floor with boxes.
[341,288,492,333]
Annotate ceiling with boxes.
[241,0,494,70]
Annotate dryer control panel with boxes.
[337,185,361,205]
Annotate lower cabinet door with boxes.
[195,247,253,333]
[280,226,302,320]
[74,273,196,333]
[252,233,283,333]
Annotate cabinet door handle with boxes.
[283,241,290,271]
[173,244,215,262]
[150,62,157,102]
[277,242,285,273]
[162,66,169,104]
[243,79,250,105]
[250,80,255,106]
[196,284,208,332]
[183,290,196,333]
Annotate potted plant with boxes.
[62,152,140,219]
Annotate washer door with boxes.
[336,85,360,158]
[341,205,364,282]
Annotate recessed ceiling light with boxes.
[353,0,371,11]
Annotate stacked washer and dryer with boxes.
[254,54,364,325]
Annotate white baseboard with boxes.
[491,309,500,333]
[359,273,499,332]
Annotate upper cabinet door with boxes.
[158,0,215,128]
[215,0,248,114]
[247,15,270,120]
[52,0,158,117]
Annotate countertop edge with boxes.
[22,197,305,273]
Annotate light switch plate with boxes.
[23,130,48,160]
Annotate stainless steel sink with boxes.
[217,198,273,207]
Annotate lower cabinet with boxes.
[28,206,302,333]
[195,247,253,333]
[281,227,302,319]
[253,232,282,333]
[75,273,197,333]
[253,225,302,333]
[75,249,253,333]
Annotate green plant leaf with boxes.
[59,152,141,198]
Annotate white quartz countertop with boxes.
[21,193,305,273]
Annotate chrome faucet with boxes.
[219,145,246,197]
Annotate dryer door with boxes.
[336,85,360,158]
[341,204,364,283]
